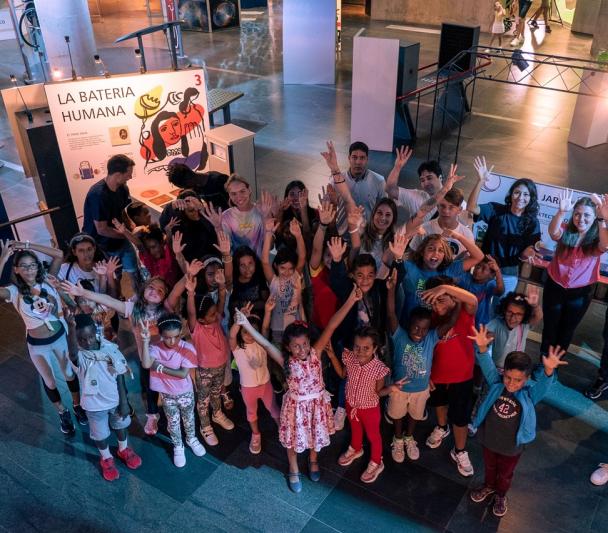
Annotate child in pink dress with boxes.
[236,285,362,493]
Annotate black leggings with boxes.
[540,276,594,355]
[139,367,159,415]
[599,305,608,380]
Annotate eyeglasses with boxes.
[17,263,38,271]
[505,310,525,318]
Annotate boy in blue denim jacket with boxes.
[467,324,566,518]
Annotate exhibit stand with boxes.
[283,0,336,84]
[568,71,608,148]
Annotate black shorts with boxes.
[519,0,533,18]
[428,379,474,427]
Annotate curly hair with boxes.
[281,322,311,377]
[496,292,533,323]
[504,178,539,236]
[411,234,454,271]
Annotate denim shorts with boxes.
[519,0,533,18]
[87,406,131,441]
[106,241,138,273]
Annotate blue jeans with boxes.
[106,240,138,273]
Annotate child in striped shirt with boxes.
[326,326,406,483]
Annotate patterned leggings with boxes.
[160,391,196,447]
[195,365,225,428]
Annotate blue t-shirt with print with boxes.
[400,259,466,326]
[459,272,497,327]
[392,326,439,392]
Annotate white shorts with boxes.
[387,388,430,421]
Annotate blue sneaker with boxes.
[309,459,321,482]
[288,472,302,493]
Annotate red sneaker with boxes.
[100,457,120,481]
[117,447,142,470]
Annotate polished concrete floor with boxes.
[1,1,608,531]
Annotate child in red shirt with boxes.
[420,275,478,478]
[326,326,406,484]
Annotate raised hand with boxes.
[186,258,204,278]
[61,280,85,297]
[591,193,608,221]
[201,201,222,228]
[0,239,14,261]
[166,216,180,233]
[327,236,347,263]
[486,254,499,273]
[215,268,226,288]
[185,274,197,293]
[289,218,302,238]
[105,256,121,279]
[139,319,151,343]
[259,190,275,220]
[393,145,413,171]
[318,200,336,225]
[525,285,540,307]
[388,232,409,261]
[473,156,494,184]
[420,285,447,305]
[112,218,128,234]
[265,294,277,314]
[234,309,250,326]
[386,268,398,292]
[542,345,568,374]
[348,284,363,303]
[213,230,231,256]
[347,205,364,230]
[93,260,108,277]
[467,324,493,352]
[320,140,339,173]
[239,301,254,317]
[558,189,575,213]
[172,230,186,256]
[445,163,465,187]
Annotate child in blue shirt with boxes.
[459,255,504,327]
[467,324,566,518]
[386,272,451,462]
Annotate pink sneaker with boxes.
[100,457,119,481]
[338,446,364,466]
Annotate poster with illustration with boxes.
[45,69,210,219]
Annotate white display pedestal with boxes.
[283,0,336,84]
[568,71,608,148]
[351,36,400,152]
[206,124,257,195]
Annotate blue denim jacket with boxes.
[472,350,555,447]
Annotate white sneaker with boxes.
[391,437,405,463]
[468,423,478,437]
[144,413,160,436]
[173,445,186,468]
[334,407,347,431]
[450,448,474,477]
[201,425,219,446]
[187,438,206,457]
[426,425,450,449]
[212,411,235,430]
[404,437,420,460]
[591,463,608,486]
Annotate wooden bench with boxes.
[207,88,244,127]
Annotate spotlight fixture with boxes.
[94,54,111,78]
[52,67,63,80]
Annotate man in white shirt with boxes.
[409,187,474,257]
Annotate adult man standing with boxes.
[323,140,386,221]
[83,154,137,275]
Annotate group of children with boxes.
[4,142,602,519]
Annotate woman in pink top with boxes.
[186,272,235,447]
[140,313,206,468]
[541,193,608,355]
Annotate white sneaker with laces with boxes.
[391,438,405,463]
[201,425,219,446]
[450,448,474,477]
[426,425,450,449]
[212,411,235,430]
[591,463,608,486]
[334,407,347,431]
[173,445,186,468]
[187,438,207,457]
[405,437,420,460]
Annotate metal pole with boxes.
[165,26,178,70]
[7,0,34,83]
[137,35,147,71]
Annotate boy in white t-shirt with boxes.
[67,313,142,481]
[409,188,474,258]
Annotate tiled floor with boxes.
[1,2,608,531]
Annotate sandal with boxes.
[221,391,234,410]
[288,471,302,493]
[308,459,321,482]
